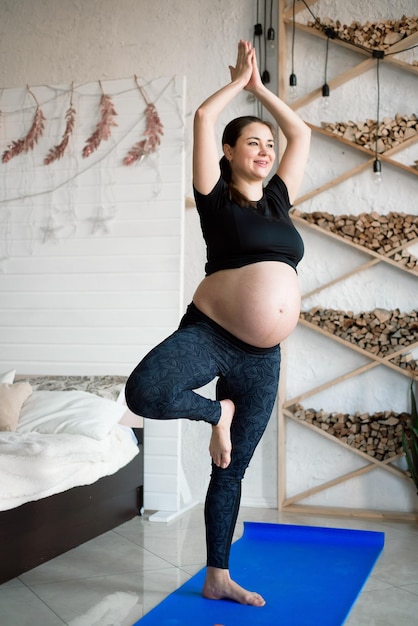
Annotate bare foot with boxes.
[209,399,235,468]
[202,566,265,607]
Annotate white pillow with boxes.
[0,382,33,431]
[18,390,127,440]
[0,369,16,384]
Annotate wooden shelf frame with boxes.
[277,0,418,520]
[282,411,409,496]
[295,127,418,206]
[282,349,410,412]
[288,319,418,399]
[292,213,418,285]
[283,2,418,113]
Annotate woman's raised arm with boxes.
[245,50,311,204]
[193,41,254,195]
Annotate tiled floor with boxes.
[1,504,418,625]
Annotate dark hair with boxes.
[219,116,275,206]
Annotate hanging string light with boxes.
[372,52,384,184]
[322,36,330,108]
[289,0,297,97]
[251,0,275,109]
[253,0,263,61]
[267,0,275,50]
[262,0,270,83]
[252,0,264,115]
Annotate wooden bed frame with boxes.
[0,428,143,585]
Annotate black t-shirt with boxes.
[193,174,304,276]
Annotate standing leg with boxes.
[202,346,281,605]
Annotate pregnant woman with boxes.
[126,39,311,607]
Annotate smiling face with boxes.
[223,121,276,185]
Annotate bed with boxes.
[0,371,144,585]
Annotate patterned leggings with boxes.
[125,303,281,569]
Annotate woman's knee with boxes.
[125,366,172,418]
[125,370,147,416]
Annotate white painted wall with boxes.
[0,0,416,512]
[0,76,185,375]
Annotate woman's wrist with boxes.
[229,76,249,91]
[245,82,268,97]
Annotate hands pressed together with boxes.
[228,40,264,92]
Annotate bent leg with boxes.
[125,325,221,424]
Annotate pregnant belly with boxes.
[193,262,301,348]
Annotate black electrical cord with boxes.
[300,0,319,23]
[262,0,270,83]
[289,0,297,90]
[267,0,275,47]
[376,58,381,139]
[322,36,330,97]
[292,0,296,74]
[255,0,263,69]
[254,0,262,46]
[373,57,382,175]
[252,0,263,116]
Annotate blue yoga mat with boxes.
[135,522,384,626]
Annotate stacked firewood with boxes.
[390,352,417,374]
[299,308,418,360]
[320,114,418,153]
[307,15,418,50]
[292,210,418,271]
[292,403,410,461]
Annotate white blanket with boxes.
[0,425,139,511]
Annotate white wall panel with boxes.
[0,76,185,377]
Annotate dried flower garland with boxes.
[82,81,118,158]
[2,86,46,163]
[44,83,76,165]
[123,76,164,166]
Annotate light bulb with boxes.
[373,158,382,185]
[289,73,297,99]
[321,83,330,110]
[267,27,275,50]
